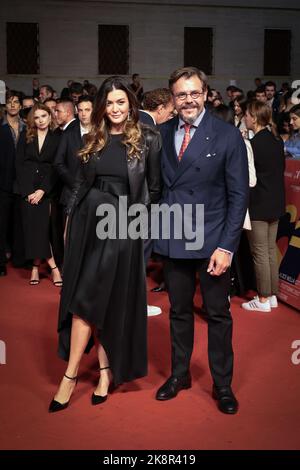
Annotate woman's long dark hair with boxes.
[78,76,141,161]
[289,104,300,118]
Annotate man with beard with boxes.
[154,67,249,414]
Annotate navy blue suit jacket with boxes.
[153,111,249,259]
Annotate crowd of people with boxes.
[0,68,297,415]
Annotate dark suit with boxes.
[0,121,26,266]
[154,111,249,386]
[54,120,83,208]
[271,96,281,124]
[139,110,156,127]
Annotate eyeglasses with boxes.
[173,91,204,101]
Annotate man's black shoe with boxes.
[0,265,7,276]
[212,385,239,414]
[156,373,191,401]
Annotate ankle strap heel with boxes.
[64,373,78,384]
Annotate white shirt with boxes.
[80,123,90,137]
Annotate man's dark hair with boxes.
[226,85,239,93]
[142,88,172,111]
[70,82,83,94]
[169,67,208,91]
[5,90,22,103]
[22,95,34,101]
[255,85,266,94]
[77,95,94,105]
[40,84,54,95]
[247,90,256,101]
[211,104,234,125]
[265,81,276,89]
[44,97,57,105]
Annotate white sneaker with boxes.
[269,295,278,308]
[147,305,162,316]
[241,297,271,312]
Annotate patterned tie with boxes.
[178,123,191,161]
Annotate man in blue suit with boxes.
[154,67,249,414]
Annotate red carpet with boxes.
[0,263,299,450]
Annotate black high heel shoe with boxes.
[49,373,78,413]
[91,366,113,405]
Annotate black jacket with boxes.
[139,110,156,127]
[0,120,25,193]
[67,125,162,214]
[249,128,285,220]
[16,130,61,198]
[54,120,83,206]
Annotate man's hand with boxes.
[207,249,231,276]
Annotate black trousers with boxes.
[163,257,233,387]
[0,189,25,266]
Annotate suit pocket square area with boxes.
[205,152,216,158]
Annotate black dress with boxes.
[58,134,148,385]
[16,131,61,260]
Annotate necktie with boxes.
[178,123,191,161]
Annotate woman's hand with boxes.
[27,192,36,204]
[29,189,45,205]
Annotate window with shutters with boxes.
[264,29,291,76]
[6,22,39,74]
[184,27,213,75]
[98,25,129,75]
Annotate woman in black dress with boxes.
[16,103,63,286]
[49,77,161,412]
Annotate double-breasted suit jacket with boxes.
[154,111,249,259]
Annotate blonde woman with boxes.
[242,101,285,312]
[49,76,162,412]
[16,103,62,286]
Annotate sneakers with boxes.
[147,305,162,316]
[242,295,278,312]
[269,295,278,308]
[241,297,271,312]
